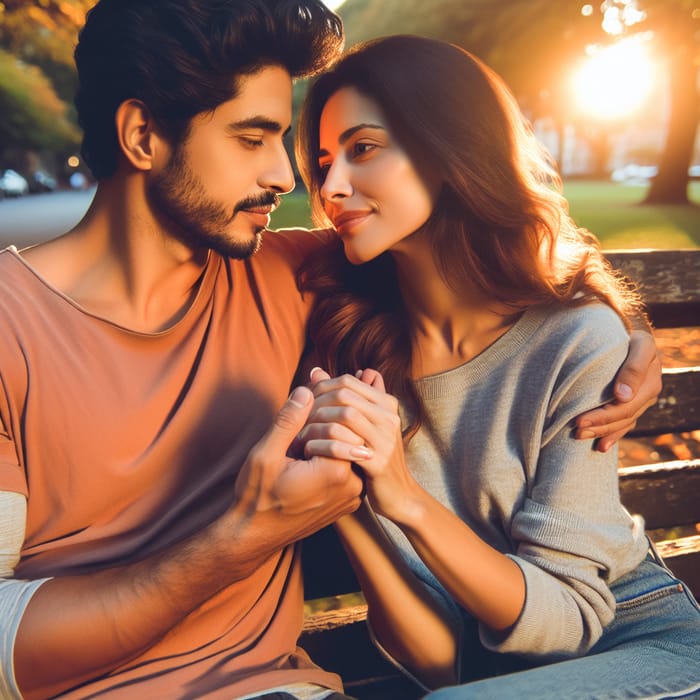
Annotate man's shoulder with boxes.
[0,247,30,292]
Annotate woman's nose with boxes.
[320,159,352,201]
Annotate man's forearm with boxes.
[13,502,280,700]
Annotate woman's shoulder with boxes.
[526,302,629,368]
[538,301,627,338]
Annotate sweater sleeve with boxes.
[0,491,50,700]
[480,305,648,659]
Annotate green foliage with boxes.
[0,0,93,158]
[0,48,80,151]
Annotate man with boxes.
[0,2,362,699]
[0,1,660,698]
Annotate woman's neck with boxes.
[392,243,518,378]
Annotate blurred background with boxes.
[0,0,697,464]
[0,0,699,249]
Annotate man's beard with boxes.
[147,144,272,259]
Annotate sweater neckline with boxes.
[413,305,548,400]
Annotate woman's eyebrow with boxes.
[337,123,384,144]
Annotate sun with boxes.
[572,38,657,121]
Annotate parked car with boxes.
[0,169,30,197]
[29,170,58,193]
[610,163,658,185]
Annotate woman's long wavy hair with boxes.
[295,35,644,435]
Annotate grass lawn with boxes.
[271,180,700,250]
[563,180,700,250]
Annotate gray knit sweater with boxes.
[378,302,649,661]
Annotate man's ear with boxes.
[115,99,165,171]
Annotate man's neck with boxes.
[20,177,211,333]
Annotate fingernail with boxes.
[289,386,312,407]
[578,419,592,429]
[350,446,372,459]
[579,430,595,439]
[616,383,632,400]
[355,369,363,378]
[310,367,323,379]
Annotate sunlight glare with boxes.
[573,39,656,120]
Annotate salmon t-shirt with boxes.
[0,229,342,699]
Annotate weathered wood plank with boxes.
[654,537,700,601]
[629,367,700,436]
[619,459,700,529]
[605,249,700,328]
[605,249,700,304]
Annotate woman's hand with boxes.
[299,367,421,524]
[574,329,662,452]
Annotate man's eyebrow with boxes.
[318,123,385,158]
[227,116,291,136]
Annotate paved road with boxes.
[0,188,95,250]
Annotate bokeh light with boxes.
[572,38,657,120]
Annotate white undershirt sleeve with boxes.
[0,491,50,700]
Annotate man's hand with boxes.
[575,330,663,452]
[234,385,364,545]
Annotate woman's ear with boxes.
[114,99,163,171]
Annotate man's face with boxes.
[147,65,295,259]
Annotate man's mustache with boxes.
[235,192,281,213]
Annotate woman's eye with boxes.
[352,142,375,157]
[318,163,331,179]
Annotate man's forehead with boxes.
[227,65,293,118]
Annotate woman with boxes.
[294,35,700,699]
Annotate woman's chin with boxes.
[343,243,378,266]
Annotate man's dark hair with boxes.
[74,0,344,179]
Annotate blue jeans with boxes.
[425,552,700,700]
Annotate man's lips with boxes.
[332,210,372,234]
[236,199,279,228]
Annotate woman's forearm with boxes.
[334,504,460,689]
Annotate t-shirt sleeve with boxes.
[480,306,647,659]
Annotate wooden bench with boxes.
[300,248,700,700]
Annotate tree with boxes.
[0,0,93,164]
[0,49,79,152]
[636,0,699,204]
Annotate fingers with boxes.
[309,366,331,385]
[303,366,398,463]
[612,330,662,403]
[253,386,314,462]
[309,367,395,411]
[595,428,629,454]
[303,438,373,462]
[574,330,662,448]
[356,368,385,390]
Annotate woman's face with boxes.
[317,86,441,264]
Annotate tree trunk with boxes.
[644,48,699,204]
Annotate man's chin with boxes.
[213,229,264,259]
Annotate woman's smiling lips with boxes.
[332,210,372,235]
